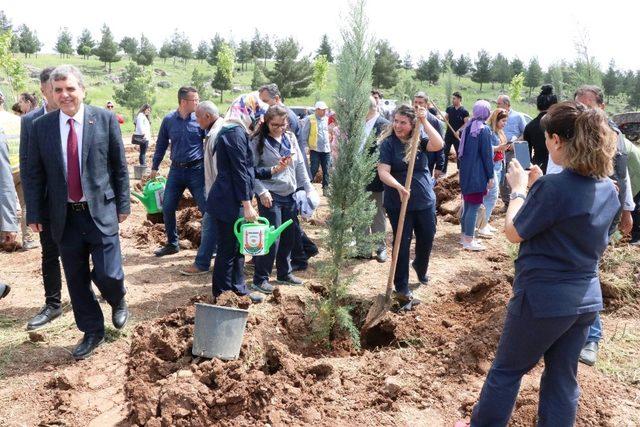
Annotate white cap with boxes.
[314,101,328,110]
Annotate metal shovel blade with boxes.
[361,293,392,334]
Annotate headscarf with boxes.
[458,100,491,159]
[223,92,268,132]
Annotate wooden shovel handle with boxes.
[385,123,421,299]
[431,99,461,142]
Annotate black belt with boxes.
[172,158,203,169]
[68,201,89,212]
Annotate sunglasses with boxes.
[106,105,114,109]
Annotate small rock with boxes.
[476,360,491,375]
[301,407,321,423]
[28,331,46,342]
[441,319,453,328]
[177,369,193,378]
[179,239,192,250]
[384,376,404,398]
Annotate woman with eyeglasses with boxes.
[249,105,316,294]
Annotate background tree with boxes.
[510,58,524,76]
[509,73,525,103]
[393,73,420,103]
[236,40,252,71]
[453,54,471,81]
[191,67,210,99]
[263,37,313,98]
[547,64,565,100]
[415,51,441,85]
[55,27,74,59]
[316,34,333,63]
[313,54,329,100]
[134,34,156,67]
[622,70,636,97]
[195,41,208,63]
[0,31,28,97]
[491,53,512,90]
[371,40,399,89]
[250,29,262,60]
[260,35,274,67]
[95,24,121,72]
[170,31,192,65]
[471,49,491,91]
[211,43,234,103]
[602,60,620,103]
[250,63,266,90]
[628,71,640,109]
[442,49,454,73]
[158,40,173,63]
[308,0,376,350]
[207,33,224,66]
[76,29,95,59]
[119,36,138,59]
[114,62,156,118]
[0,11,11,33]
[402,53,412,70]
[525,57,543,96]
[17,24,41,58]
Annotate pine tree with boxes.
[207,33,224,66]
[134,34,156,67]
[95,24,121,72]
[525,58,543,96]
[119,36,138,59]
[471,50,491,91]
[195,41,209,63]
[211,43,234,103]
[316,34,333,62]
[76,29,95,59]
[263,37,313,98]
[170,31,191,65]
[402,53,413,70]
[415,51,441,85]
[191,67,210,99]
[602,60,619,103]
[250,29,262,60]
[307,0,376,350]
[17,24,41,58]
[442,49,454,72]
[547,64,564,100]
[236,40,252,71]
[453,54,471,81]
[372,40,399,89]
[55,27,74,58]
[260,35,274,67]
[491,53,512,90]
[114,63,156,119]
[510,58,524,76]
[0,11,11,32]
[628,72,640,109]
[250,63,266,90]
[158,40,173,63]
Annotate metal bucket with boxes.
[134,165,148,180]
[192,303,249,360]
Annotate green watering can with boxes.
[131,177,166,214]
[234,217,293,256]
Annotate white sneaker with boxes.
[630,240,640,246]
[477,226,494,238]
[463,240,486,251]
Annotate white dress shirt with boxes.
[59,103,85,201]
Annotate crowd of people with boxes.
[0,62,638,425]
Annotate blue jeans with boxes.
[194,212,218,271]
[162,164,206,248]
[310,150,331,188]
[586,312,602,343]
[139,141,148,166]
[482,162,502,223]
[386,207,436,296]
[471,300,595,427]
[461,200,481,237]
[254,193,297,284]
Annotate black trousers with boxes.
[57,208,126,336]
[254,194,296,284]
[212,218,248,297]
[443,135,459,174]
[291,216,318,269]
[631,192,640,242]
[39,222,62,309]
[386,206,436,296]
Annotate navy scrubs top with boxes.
[510,169,620,318]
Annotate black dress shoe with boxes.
[72,334,105,360]
[154,245,179,257]
[111,298,129,329]
[27,305,63,330]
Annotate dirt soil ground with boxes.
[0,144,639,426]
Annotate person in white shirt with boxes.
[134,104,152,166]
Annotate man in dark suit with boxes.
[25,65,130,360]
[19,66,64,331]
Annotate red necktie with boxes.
[67,118,83,202]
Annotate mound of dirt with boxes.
[435,172,460,214]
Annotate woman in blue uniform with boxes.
[469,102,620,426]
[377,105,444,304]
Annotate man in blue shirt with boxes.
[497,94,527,210]
[150,87,206,257]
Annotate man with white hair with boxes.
[180,101,222,275]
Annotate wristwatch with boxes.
[509,191,527,201]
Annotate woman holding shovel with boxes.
[377,104,444,304]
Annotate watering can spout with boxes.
[131,191,146,202]
[271,219,293,240]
